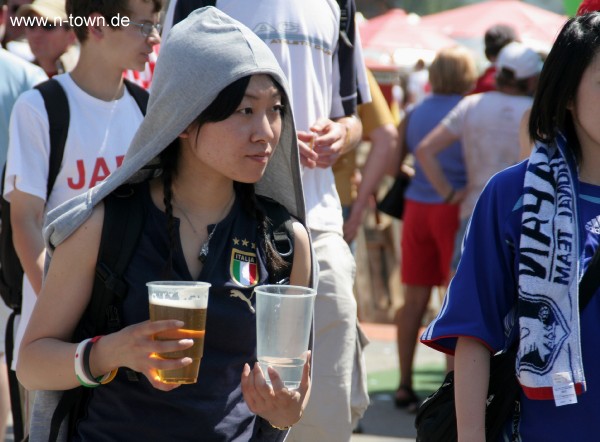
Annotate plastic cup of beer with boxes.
[255,285,316,389]
[147,281,211,384]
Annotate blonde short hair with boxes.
[428,46,478,95]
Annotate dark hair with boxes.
[66,0,162,42]
[160,75,289,278]
[484,24,517,59]
[495,67,530,94]
[528,13,600,162]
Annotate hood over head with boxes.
[44,6,305,250]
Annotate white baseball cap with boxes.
[496,42,543,80]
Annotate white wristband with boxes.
[74,338,100,388]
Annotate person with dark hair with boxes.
[416,41,541,276]
[393,45,477,411]
[5,0,161,436]
[421,12,600,440]
[17,7,312,441]
[471,23,518,94]
[518,0,598,160]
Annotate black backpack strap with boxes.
[49,185,146,441]
[336,0,352,47]
[87,184,146,337]
[48,388,79,442]
[35,79,69,198]
[0,166,23,312]
[257,196,295,284]
[335,0,361,115]
[173,0,216,26]
[5,311,24,442]
[123,79,149,115]
[35,80,147,197]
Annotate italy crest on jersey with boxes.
[230,248,259,287]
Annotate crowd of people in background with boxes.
[393,45,478,411]
[2,0,600,440]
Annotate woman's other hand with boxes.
[241,351,311,428]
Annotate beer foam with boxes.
[149,297,207,309]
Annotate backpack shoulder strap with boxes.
[257,196,295,284]
[173,0,216,26]
[50,185,146,441]
[86,184,146,337]
[123,79,149,116]
[35,79,69,197]
[336,0,352,47]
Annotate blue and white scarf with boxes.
[517,134,585,400]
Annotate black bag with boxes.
[377,173,411,219]
[0,79,148,313]
[415,346,519,442]
[0,80,67,312]
[415,243,600,441]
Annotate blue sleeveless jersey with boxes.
[74,182,286,442]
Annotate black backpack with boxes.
[0,78,148,442]
[0,78,149,313]
[0,81,67,312]
[48,186,296,441]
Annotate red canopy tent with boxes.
[420,0,568,53]
[359,9,457,69]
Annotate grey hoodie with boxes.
[43,6,305,251]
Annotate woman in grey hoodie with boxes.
[17,7,312,441]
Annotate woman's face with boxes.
[183,74,284,183]
[571,51,600,156]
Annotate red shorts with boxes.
[401,199,460,286]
